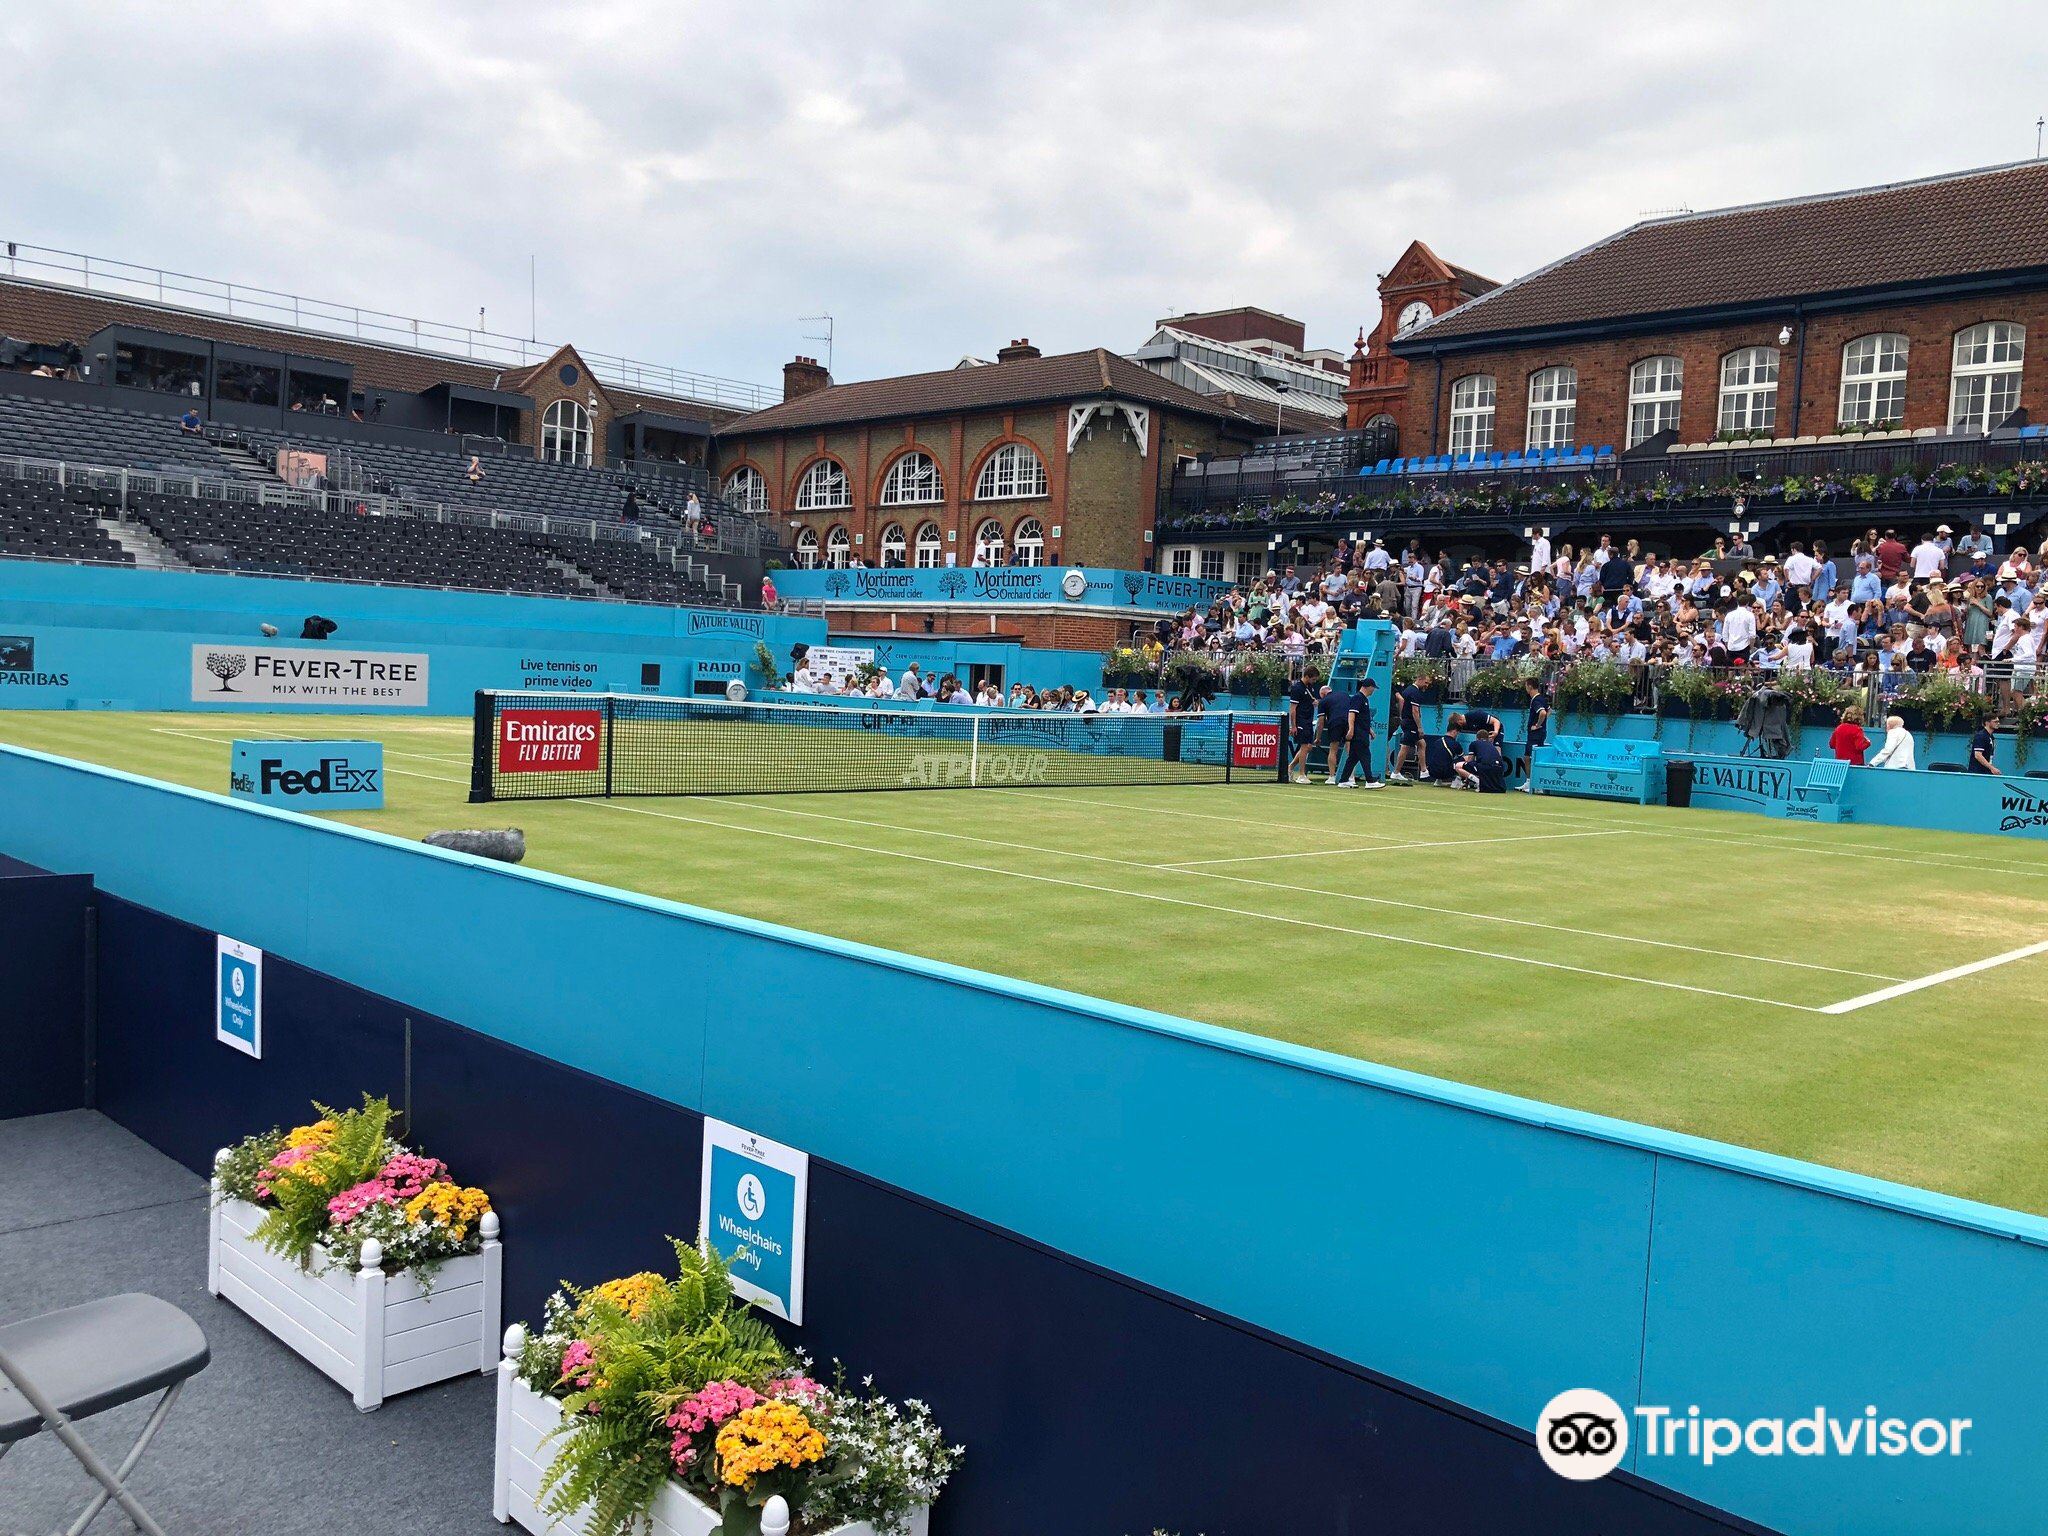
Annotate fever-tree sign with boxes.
[699,1118,809,1324]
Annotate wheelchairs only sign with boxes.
[699,1118,809,1325]
[215,936,263,1059]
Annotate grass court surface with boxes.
[6,709,2047,1215]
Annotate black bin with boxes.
[1665,758,1695,808]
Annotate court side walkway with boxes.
[0,1111,504,1535]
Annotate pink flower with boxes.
[664,1379,760,1468]
[377,1152,448,1199]
[326,1180,399,1224]
[558,1340,595,1389]
[769,1375,824,1405]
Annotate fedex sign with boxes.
[498,708,602,772]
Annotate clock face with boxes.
[1396,300,1434,334]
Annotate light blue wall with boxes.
[806,634,1102,694]
[771,566,1231,614]
[0,561,825,712]
[0,743,2041,1536]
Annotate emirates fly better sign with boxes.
[497,707,603,772]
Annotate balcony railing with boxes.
[1,241,773,413]
[1163,429,2048,538]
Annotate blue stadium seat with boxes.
[1451,453,1473,470]
[1389,457,1408,473]
[2020,425,2046,439]
[1502,451,1524,468]
[1596,444,1617,457]
[1486,452,1504,468]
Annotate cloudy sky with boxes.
[4,2,2043,397]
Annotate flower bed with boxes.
[497,1242,959,1536]
[207,1097,501,1411]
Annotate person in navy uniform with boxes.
[1390,677,1428,783]
[1287,668,1322,784]
[1517,676,1551,791]
[1316,682,1351,786]
[1456,732,1511,793]
[1967,717,1998,774]
[1335,678,1384,789]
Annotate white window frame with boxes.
[1839,334,1908,428]
[723,465,769,513]
[540,399,593,466]
[1199,548,1227,582]
[1525,366,1577,451]
[1626,356,1683,447]
[972,516,1005,562]
[1949,322,2024,433]
[974,442,1049,500]
[1717,347,1779,435]
[794,528,820,569]
[878,450,943,506]
[1167,546,1193,577]
[794,459,851,511]
[1012,517,1046,566]
[913,520,943,569]
[876,521,907,567]
[1448,375,1495,456]
[824,525,851,568]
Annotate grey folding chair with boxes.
[0,1294,209,1536]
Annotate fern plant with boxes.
[538,1239,793,1536]
[252,1096,394,1267]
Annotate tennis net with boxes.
[468,691,1286,800]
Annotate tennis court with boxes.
[6,707,2047,1214]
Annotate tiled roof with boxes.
[716,348,1263,436]
[0,279,738,422]
[1402,160,2048,346]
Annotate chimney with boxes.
[783,355,831,401]
[996,338,1041,363]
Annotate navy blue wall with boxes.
[0,873,92,1117]
[82,888,1765,1536]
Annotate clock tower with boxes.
[1343,240,1497,446]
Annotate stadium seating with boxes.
[0,482,133,565]
[0,393,228,475]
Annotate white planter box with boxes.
[207,1168,502,1413]
[494,1334,927,1536]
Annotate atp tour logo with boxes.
[498,708,602,772]
[1229,720,1282,768]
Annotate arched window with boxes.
[1626,356,1683,447]
[975,442,1048,500]
[541,399,593,465]
[794,528,820,569]
[1950,322,2025,432]
[1718,347,1779,435]
[878,521,907,567]
[824,526,851,568]
[1839,334,1908,428]
[913,520,943,569]
[794,459,851,511]
[1447,375,1495,456]
[1012,517,1046,566]
[879,450,943,505]
[972,517,1005,564]
[1525,366,1576,451]
[723,465,769,512]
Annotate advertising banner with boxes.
[191,645,429,707]
[497,707,603,772]
[215,935,262,1058]
[230,740,385,809]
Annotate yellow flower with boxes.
[402,1182,492,1241]
[284,1119,338,1150]
[582,1272,663,1322]
[713,1401,826,1488]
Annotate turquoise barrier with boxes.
[0,560,822,712]
[0,742,2041,1536]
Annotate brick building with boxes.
[1390,161,2048,456]
[1341,241,1497,446]
[714,343,1266,603]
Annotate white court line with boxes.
[146,726,1899,980]
[988,784,2048,878]
[1162,829,1622,867]
[562,795,1826,1014]
[1819,940,2048,1014]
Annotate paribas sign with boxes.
[190,645,429,706]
